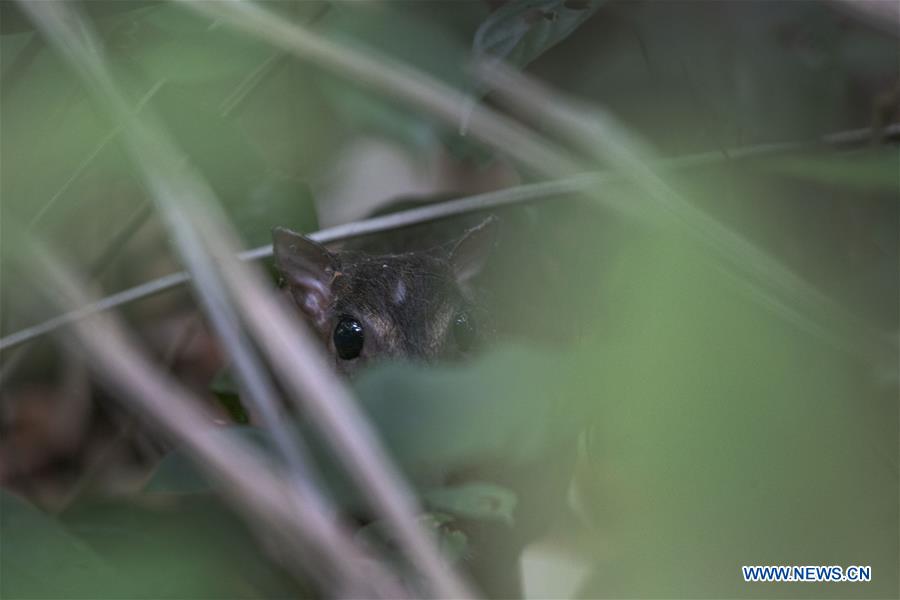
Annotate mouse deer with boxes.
[272,217,499,376]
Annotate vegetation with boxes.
[1,1,897,598]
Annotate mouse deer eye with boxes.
[334,317,364,360]
[452,312,476,353]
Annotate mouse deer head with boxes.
[273,217,498,375]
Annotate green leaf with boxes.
[187,347,583,520]
[357,512,469,566]
[473,0,602,69]
[0,491,124,598]
[0,1,159,34]
[149,339,584,544]
[144,449,211,495]
[237,175,319,249]
[123,4,274,84]
[340,346,582,539]
[350,345,584,472]
[210,366,249,424]
[462,0,601,136]
[144,426,276,494]
[423,482,518,527]
[756,148,900,191]
[316,3,473,153]
[62,495,305,598]
[577,230,899,598]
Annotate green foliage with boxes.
[61,495,303,598]
[357,511,470,566]
[0,492,124,599]
[162,345,582,510]
[578,229,898,598]
[315,2,477,156]
[423,482,518,527]
[473,0,602,69]
[127,4,273,84]
[0,1,322,263]
[351,346,583,469]
[210,366,250,424]
[2,0,897,598]
[2,490,302,598]
[758,147,900,191]
[0,1,158,35]
[145,427,274,495]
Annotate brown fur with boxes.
[272,218,498,376]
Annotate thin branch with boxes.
[3,122,897,355]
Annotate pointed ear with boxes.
[272,227,337,327]
[449,216,500,284]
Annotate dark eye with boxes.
[452,312,476,353]
[333,317,364,360]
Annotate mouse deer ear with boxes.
[272,227,337,327]
[449,216,500,284]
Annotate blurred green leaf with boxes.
[317,345,583,534]
[461,0,601,146]
[0,30,36,74]
[62,495,304,598]
[144,450,212,495]
[578,230,899,598]
[473,0,602,69]
[124,5,274,84]
[316,3,473,154]
[210,366,250,424]
[423,482,518,527]
[758,148,900,191]
[0,1,159,34]
[144,427,275,494]
[0,491,124,598]
[239,175,319,248]
[147,85,320,247]
[351,345,583,471]
[357,511,469,566]
[151,346,582,524]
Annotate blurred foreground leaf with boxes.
[127,4,273,84]
[351,345,583,470]
[210,366,250,424]
[150,345,583,527]
[473,0,602,69]
[316,2,490,161]
[757,148,900,191]
[357,511,469,566]
[62,494,302,599]
[145,426,274,495]
[0,491,123,598]
[0,1,158,34]
[578,229,899,598]
[423,482,518,527]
